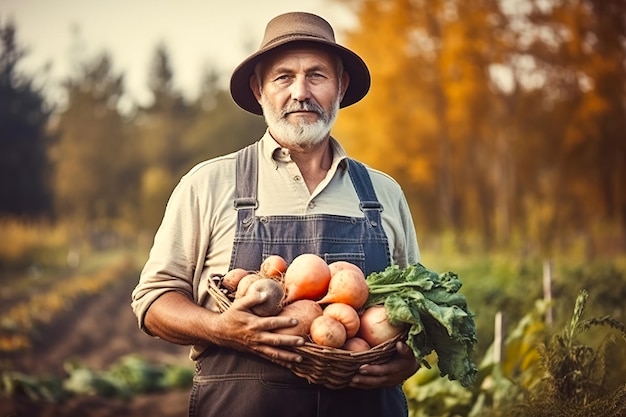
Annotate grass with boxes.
[0,220,69,274]
[494,290,626,417]
[0,252,136,352]
[0,220,147,353]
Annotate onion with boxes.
[357,305,406,347]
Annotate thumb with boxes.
[232,289,267,311]
[396,341,414,358]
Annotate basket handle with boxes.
[208,273,224,291]
[207,273,233,313]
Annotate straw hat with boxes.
[230,11,370,115]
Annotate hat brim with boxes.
[230,39,370,115]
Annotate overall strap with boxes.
[347,159,383,223]
[234,143,259,211]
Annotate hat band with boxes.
[263,32,333,48]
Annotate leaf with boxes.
[365,263,478,387]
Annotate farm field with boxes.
[0,252,192,417]
[1,246,625,417]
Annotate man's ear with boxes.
[250,75,262,102]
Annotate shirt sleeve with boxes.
[397,190,421,265]
[367,167,421,268]
[131,174,202,333]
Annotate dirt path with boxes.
[1,268,192,417]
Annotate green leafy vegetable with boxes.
[365,263,478,387]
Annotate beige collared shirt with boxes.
[131,131,420,358]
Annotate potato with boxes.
[222,268,252,292]
[246,278,285,317]
[310,315,346,348]
[274,300,323,336]
[234,273,263,299]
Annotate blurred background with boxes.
[1,0,625,416]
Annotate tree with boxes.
[138,43,192,171]
[0,19,53,218]
[133,43,195,232]
[334,0,511,245]
[51,52,137,234]
[522,0,626,253]
[332,0,626,253]
[181,67,266,167]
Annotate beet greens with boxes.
[365,263,478,388]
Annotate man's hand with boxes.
[348,341,419,389]
[212,290,306,366]
[144,290,305,367]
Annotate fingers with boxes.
[257,325,305,347]
[256,346,303,366]
[260,316,298,331]
[348,364,388,389]
[348,341,418,389]
[217,293,308,362]
[227,294,299,332]
[231,294,301,332]
[218,304,305,352]
[395,340,416,359]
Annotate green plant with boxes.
[1,355,194,402]
[503,290,626,417]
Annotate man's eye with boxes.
[309,73,329,81]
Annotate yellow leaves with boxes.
[0,334,30,352]
[564,87,610,149]
[336,0,502,192]
[502,318,545,381]
[0,221,68,266]
[141,166,174,202]
[331,0,626,250]
[407,158,435,187]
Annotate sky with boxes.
[1,0,357,107]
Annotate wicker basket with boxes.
[207,275,404,389]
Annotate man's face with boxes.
[251,45,349,149]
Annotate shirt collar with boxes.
[260,130,349,170]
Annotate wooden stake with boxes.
[543,259,553,325]
[494,310,503,364]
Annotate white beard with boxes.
[260,94,341,149]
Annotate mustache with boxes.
[281,100,324,117]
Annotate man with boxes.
[132,11,420,417]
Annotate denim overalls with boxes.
[189,143,408,417]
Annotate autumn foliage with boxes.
[334,0,626,255]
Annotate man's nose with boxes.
[290,76,311,102]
